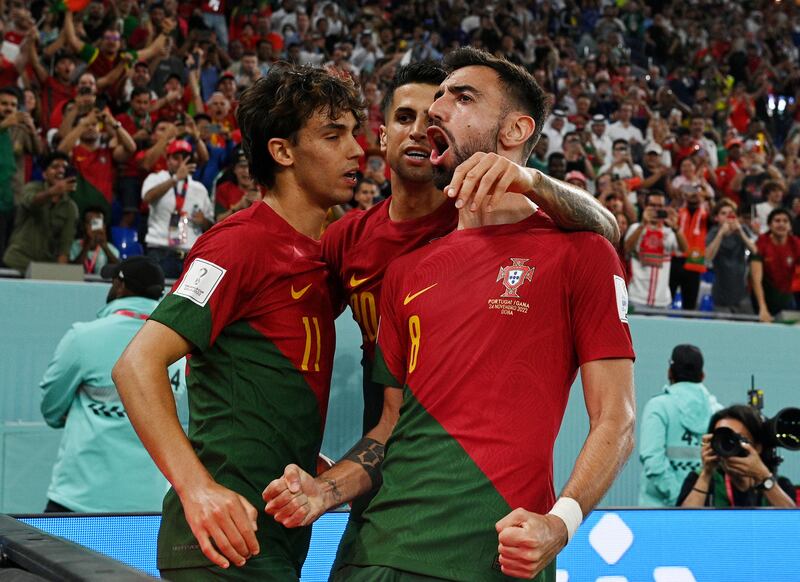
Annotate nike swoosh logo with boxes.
[291,283,312,300]
[349,274,372,289]
[403,283,438,305]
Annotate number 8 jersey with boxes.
[149,202,336,573]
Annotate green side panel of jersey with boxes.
[0,130,15,212]
[337,386,555,582]
[371,342,401,389]
[149,293,213,351]
[153,313,324,571]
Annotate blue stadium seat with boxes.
[111,227,144,259]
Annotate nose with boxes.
[428,94,447,124]
[349,133,364,159]
[410,113,428,141]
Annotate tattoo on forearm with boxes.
[342,437,385,489]
[534,174,620,244]
[324,478,343,506]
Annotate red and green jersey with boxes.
[321,197,456,431]
[149,202,336,574]
[337,212,635,581]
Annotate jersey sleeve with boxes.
[371,261,406,388]
[569,234,635,364]
[321,217,348,317]
[149,227,258,351]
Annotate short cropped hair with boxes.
[442,47,550,159]
[237,64,366,188]
[380,61,447,118]
[712,197,738,216]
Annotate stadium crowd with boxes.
[0,0,799,319]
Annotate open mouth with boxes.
[403,146,431,164]
[426,127,450,165]
[343,169,359,184]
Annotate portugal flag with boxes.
[52,0,92,13]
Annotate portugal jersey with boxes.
[149,202,335,574]
[322,197,457,431]
[338,211,635,581]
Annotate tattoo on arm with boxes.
[530,173,620,244]
[324,478,343,506]
[342,437,386,489]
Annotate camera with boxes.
[711,427,749,458]
[655,209,669,219]
[90,217,104,232]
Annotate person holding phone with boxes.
[624,191,688,308]
[70,206,120,274]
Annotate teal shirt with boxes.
[40,296,186,512]
[638,381,723,507]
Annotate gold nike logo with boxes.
[349,274,372,289]
[403,283,438,305]
[291,283,312,300]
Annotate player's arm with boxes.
[263,386,402,527]
[113,320,260,569]
[496,358,634,579]
[445,152,619,245]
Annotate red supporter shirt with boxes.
[0,55,19,88]
[39,76,75,130]
[214,181,245,212]
[72,144,115,203]
[756,233,800,294]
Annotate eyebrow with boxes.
[434,84,483,101]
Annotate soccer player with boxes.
[264,48,636,581]
[323,62,620,436]
[112,65,364,581]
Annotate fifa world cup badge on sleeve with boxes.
[174,258,227,307]
[614,274,629,323]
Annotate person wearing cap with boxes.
[214,148,264,221]
[142,138,214,278]
[2,152,78,273]
[640,142,672,196]
[639,344,723,507]
[39,256,186,513]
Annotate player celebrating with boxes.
[113,65,364,581]
[264,48,635,582]
[323,62,620,436]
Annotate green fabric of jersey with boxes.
[335,382,555,582]
[150,294,323,572]
[0,129,15,212]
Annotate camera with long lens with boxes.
[710,426,749,458]
[742,382,800,468]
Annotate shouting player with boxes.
[113,65,364,581]
[265,48,636,582]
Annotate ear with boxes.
[267,137,294,170]
[499,114,535,152]
[379,125,388,154]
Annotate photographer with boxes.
[142,139,213,278]
[70,207,120,274]
[678,405,796,508]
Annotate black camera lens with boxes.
[711,427,748,458]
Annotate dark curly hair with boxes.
[442,47,550,160]
[237,63,366,188]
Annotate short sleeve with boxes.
[149,227,255,351]
[371,262,406,388]
[321,218,348,317]
[569,234,635,365]
[141,171,167,202]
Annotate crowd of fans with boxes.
[0,0,799,319]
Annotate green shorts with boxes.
[160,557,298,581]
[331,564,450,581]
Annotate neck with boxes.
[457,195,536,230]
[387,176,445,221]
[263,177,327,240]
[770,231,788,244]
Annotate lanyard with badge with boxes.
[168,178,190,248]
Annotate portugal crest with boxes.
[496,258,534,298]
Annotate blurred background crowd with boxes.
[0,0,799,320]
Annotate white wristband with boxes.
[547,497,583,543]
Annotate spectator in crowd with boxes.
[678,405,795,508]
[214,148,263,221]
[363,153,391,199]
[0,86,42,257]
[608,101,644,145]
[70,206,120,275]
[563,131,595,180]
[671,179,711,310]
[526,133,549,172]
[639,345,722,507]
[753,180,786,234]
[689,115,719,169]
[542,108,570,155]
[547,151,567,181]
[58,107,136,219]
[40,256,186,512]
[23,40,76,130]
[351,177,379,212]
[2,152,78,274]
[705,198,759,314]
[142,139,213,278]
[599,139,643,180]
[640,143,672,197]
[589,114,613,165]
[624,191,687,309]
[751,208,800,322]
